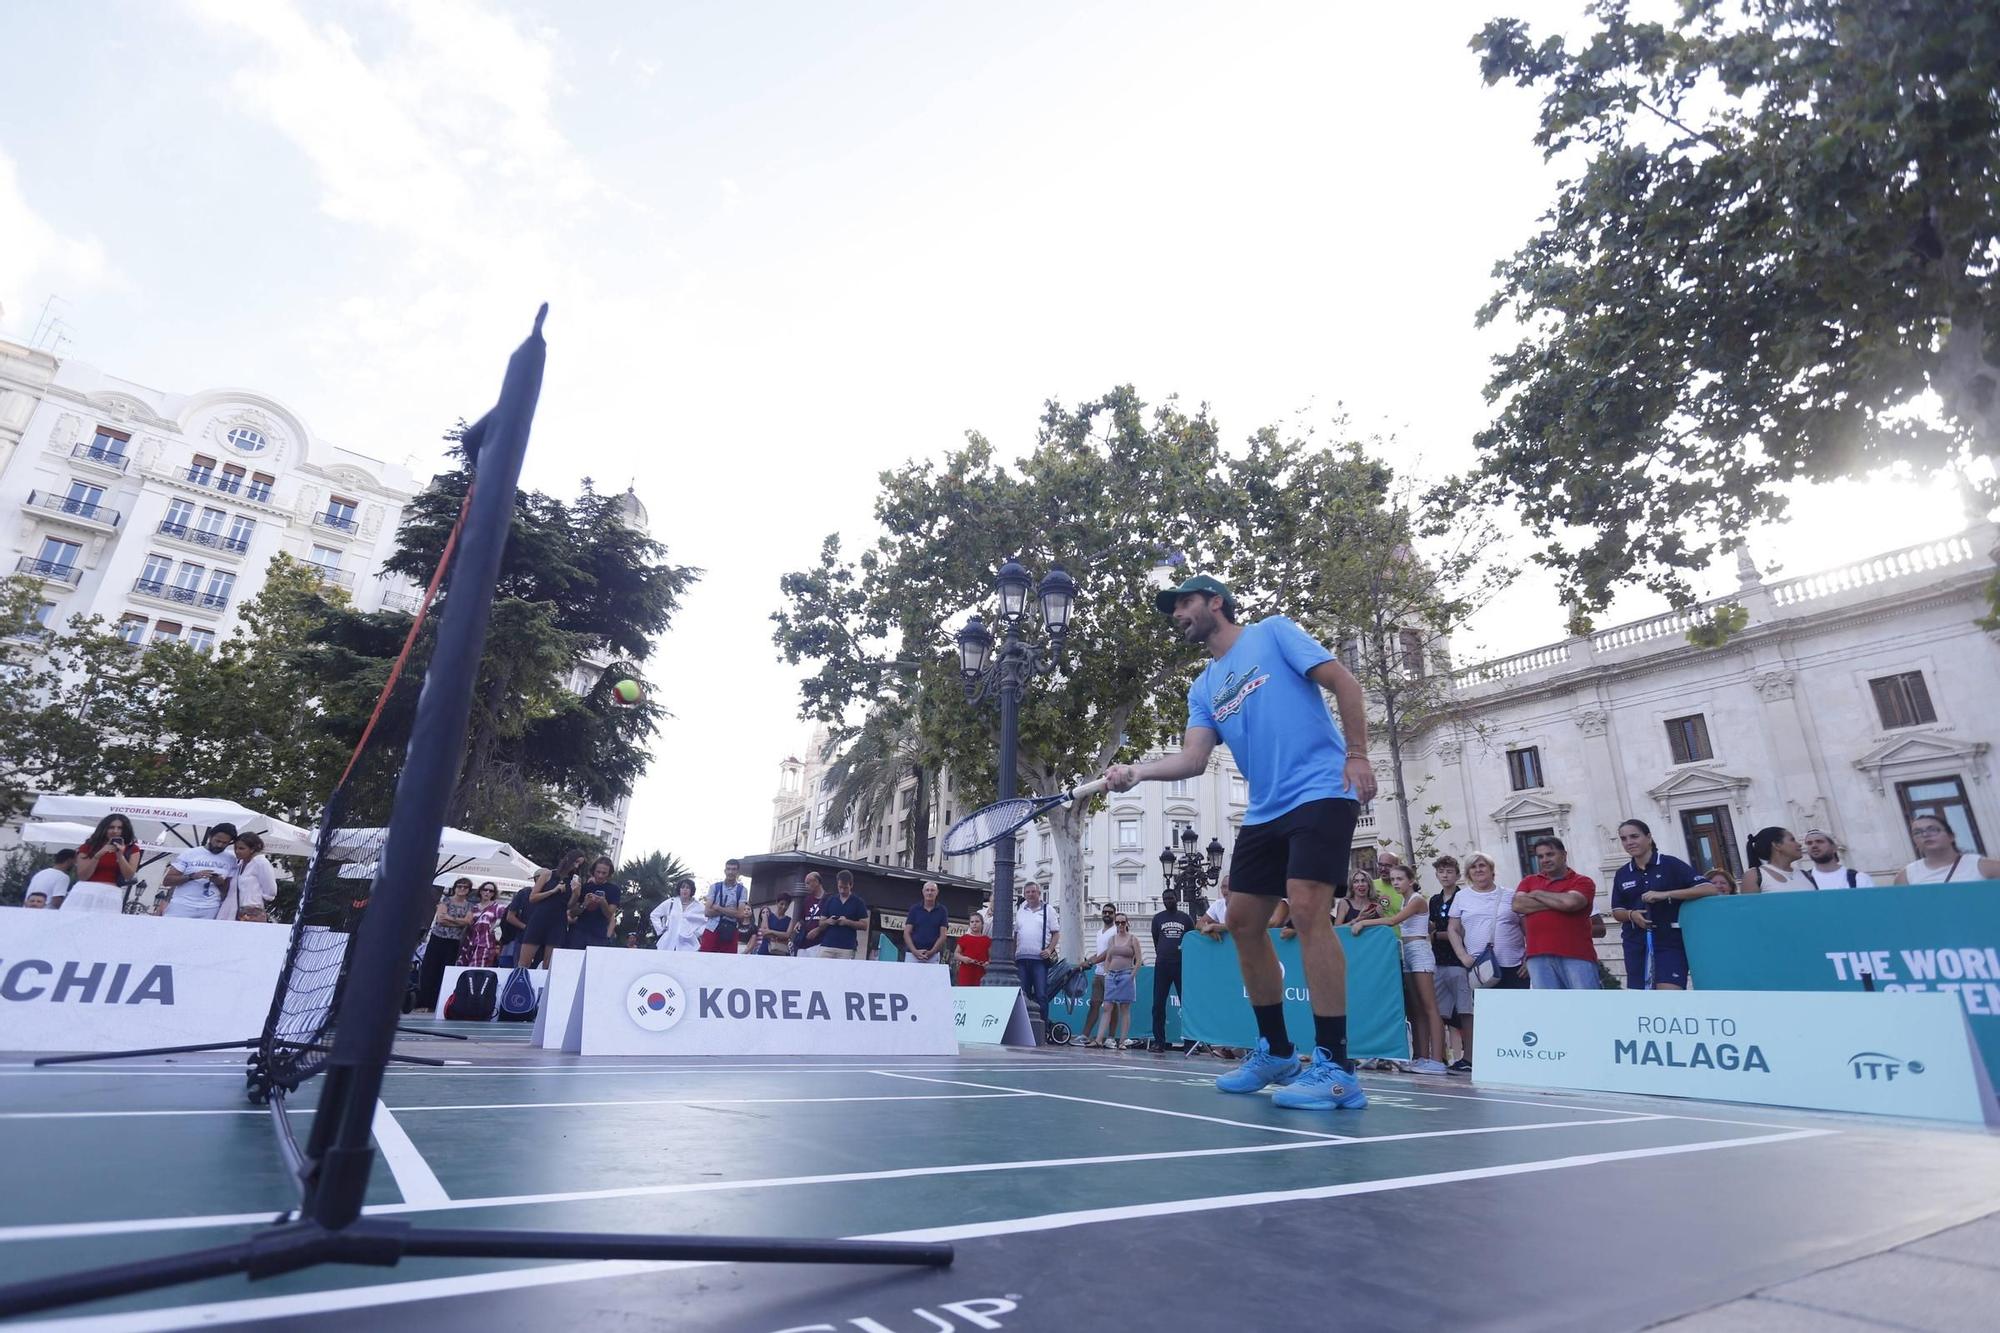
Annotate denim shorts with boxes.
[1526,955,1601,989]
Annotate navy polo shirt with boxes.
[906,902,949,951]
[819,891,868,950]
[565,881,623,949]
[1610,853,1703,941]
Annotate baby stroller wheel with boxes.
[1047,1020,1074,1046]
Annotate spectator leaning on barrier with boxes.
[161,822,240,920]
[1449,852,1528,993]
[26,850,76,910]
[1610,819,1712,990]
[815,869,868,960]
[1513,836,1600,990]
[1149,888,1196,1053]
[69,815,141,914]
[1894,814,2000,884]
[1430,856,1471,1071]
[752,893,794,956]
[1703,866,1738,895]
[1351,864,1447,1074]
[221,832,277,922]
[23,891,48,908]
[1195,875,1231,939]
[1739,826,1804,893]
[1799,829,1876,889]
[1335,868,1387,926]
[904,881,950,964]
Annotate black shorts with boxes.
[1229,798,1360,896]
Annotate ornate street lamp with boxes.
[956,557,1079,1043]
[1163,827,1225,916]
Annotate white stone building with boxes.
[773,526,2000,971]
[0,337,422,649]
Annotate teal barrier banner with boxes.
[1046,966,1184,1044]
[1681,884,2000,1094]
[1179,928,1410,1061]
[1473,988,1997,1125]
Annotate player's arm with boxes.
[1106,728,1216,789]
[162,860,192,888]
[1307,658,1378,803]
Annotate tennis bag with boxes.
[444,968,498,1021]
[496,965,539,1021]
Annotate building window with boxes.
[197,507,227,538]
[173,561,205,593]
[163,498,195,532]
[225,427,268,454]
[88,426,130,461]
[218,464,246,495]
[1679,805,1741,878]
[1166,777,1193,798]
[203,569,236,609]
[1506,746,1544,791]
[1116,818,1140,850]
[117,615,147,645]
[151,620,183,644]
[310,544,343,569]
[31,601,56,627]
[226,514,256,551]
[187,627,216,653]
[1665,714,1712,765]
[37,536,84,573]
[63,480,106,515]
[1399,627,1426,676]
[1514,827,1556,880]
[1170,818,1194,848]
[322,496,359,532]
[1229,774,1248,804]
[247,472,275,503]
[1116,871,1139,897]
[188,454,217,486]
[140,553,174,587]
[1897,776,1985,856]
[1870,672,1936,730]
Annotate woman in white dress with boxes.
[1893,814,2000,884]
[649,877,709,952]
[1738,826,1805,893]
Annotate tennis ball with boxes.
[612,679,643,705]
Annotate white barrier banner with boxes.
[438,965,546,1021]
[952,986,1035,1046]
[0,911,290,1052]
[1475,988,1999,1126]
[578,947,957,1056]
[536,949,585,1049]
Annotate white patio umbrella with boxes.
[28,794,321,861]
[19,821,295,881]
[331,826,543,885]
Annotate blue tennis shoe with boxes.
[1271,1048,1368,1110]
[1216,1038,1303,1094]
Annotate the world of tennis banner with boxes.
[1179,927,1411,1061]
[1680,883,2000,1095]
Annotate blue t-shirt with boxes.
[906,902,949,950]
[1610,853,1703,941]
[565,880,623,949]
[1186,616,1351,823]
[819,891,868,950]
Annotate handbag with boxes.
[1468,945,1502,988]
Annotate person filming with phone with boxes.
[66,816,142,914]
[160,823,241,920]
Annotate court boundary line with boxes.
[870,1070,1357,1142]
[0,1092,1037,1120]
[369,1101,448,1208]
[0,1110,1668,1244]
[1,1126,1833,1332]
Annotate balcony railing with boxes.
[380,590,421,613]
[157,518,251,555]
[313,510,359,534]
[309,563,357,590]
[132,578,227,611]
[24,490,122,529]
[71,443,131,473]
[16,556,83,586]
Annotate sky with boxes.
[0,1,1974,877]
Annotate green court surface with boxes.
[3,1028,1999,1332]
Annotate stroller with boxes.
[1040,956,1093,1045]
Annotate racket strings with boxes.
[942,799,1036,855]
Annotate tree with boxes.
[774,389,1403,958]
[615,849,692,941]
[1297,458,1515,859]
[820,703,939,869]
[1461,1,2000,629]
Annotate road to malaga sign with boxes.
[570,947,958,1056]
[1474,989,1998,1125]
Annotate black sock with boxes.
[1313,1014,1348,1067]
[1253,1004,1292,1057]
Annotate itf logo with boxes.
[628,973,688,1032]
[1847,1051,1924,1082]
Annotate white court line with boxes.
[1384,1083,1820,1131]
[0,1092,1033,1120]
[368,1100,449,1208]
[0,1062,1138,1078]
[1,1126,1831,1332]
[0,1111,1660,1243]
[871,1070,1357,1142]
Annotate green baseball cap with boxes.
[1154,574,1233,616]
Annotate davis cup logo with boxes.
[628,973,687,1032]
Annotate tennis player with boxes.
[1105,575,1375,1110]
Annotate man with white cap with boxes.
[1799,828,1875,889]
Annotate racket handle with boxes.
[1069,777,1110,801]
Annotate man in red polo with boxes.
[1511,835,1600,989]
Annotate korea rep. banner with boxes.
[1680,883,2000,1096]
[1179,926,1410,1061]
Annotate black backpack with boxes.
[443,969,498,1021]
[497,966,539,1022]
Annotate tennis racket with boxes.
[940,778,1110,857]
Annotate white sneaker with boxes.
[1409,1058,1449,1075]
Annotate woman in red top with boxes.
[65,815,142,913]
[954,911,991,986]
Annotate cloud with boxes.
[0,148,113,335]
